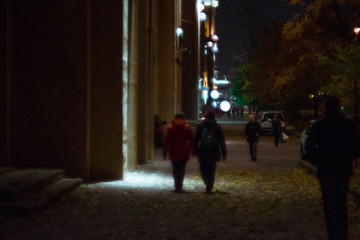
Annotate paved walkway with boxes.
[2,136,360,240]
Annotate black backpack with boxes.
[201,127,218,148]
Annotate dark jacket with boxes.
[163,118,195,161]
[195,119,226,162]
[245,121,261,143]
[305,112,359,176]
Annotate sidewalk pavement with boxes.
[299,159,360,199]
[1,134,360,240]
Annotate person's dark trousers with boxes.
[319,174,351,240]
[274,131,281,147]
[171,160,187,191]
[249,142,258,161]
[199,159,216,192]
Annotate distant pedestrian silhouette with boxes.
[272,113,282,147]
[163,112,195,193]
[245,115,261,161]
[305,96,360,240]
[195,110,227,193]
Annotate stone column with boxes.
[127,0,140,170]
[158,0,177,124]
[128,0,155,166]
[89,0,124,180]
[0,0,11,166]
[181,0,199,120]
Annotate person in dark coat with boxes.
[163,112,195,193]
[305,96,360,240]
[272,113,282,147]
[195,110,227,193]
[245,115,261,161]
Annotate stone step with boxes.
[0,169,64,202]
[0,178,82,216]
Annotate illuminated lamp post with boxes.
[210,89,220,100]
[200,12,207,22]
[210,89,219,110]
[354,27,360,167]
[212,43,219,54]
[308,91,323,118]
[211,34,219,42]
[354,27,360,39]
[220,100,231,113]
[175,27,184,50]
[203,0,219,7]
[353,27,360,117]
[211,35,219,55]
[199,0,219,115]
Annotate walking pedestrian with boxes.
[272,113,282,147]
[163,112,195,193]
[305,96,360,240]
[245,115,261,161]
[195,110,227,193]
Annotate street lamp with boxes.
[200,12,207,21]
[308,91,323,118]
[199,0,219,114]
[211,34,219,42]
[203,0,219,8]
[212,43,219,53]
[354,27,360,117]
[175,27,184,50]
[354,27,360,38]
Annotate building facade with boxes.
[0,0,204,181]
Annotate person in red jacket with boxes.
[163,112,195,193]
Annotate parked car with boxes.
[300,119,316,160]
[256,111,286,135]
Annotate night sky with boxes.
[215,0,296,77]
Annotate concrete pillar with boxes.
[136,1,149,165]
[127,1,139,170]
[0,0,10,166]
[181,0,199,120]
[122,0,130,173]
[89,0,124,180]
[158,0,178,123]
[128,0,155,166]
[145,0,156,161]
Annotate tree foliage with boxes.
[232,0,360,117]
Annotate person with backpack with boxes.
[195,110,227,193]
[245,114,261,161]
[163,112,195,193]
